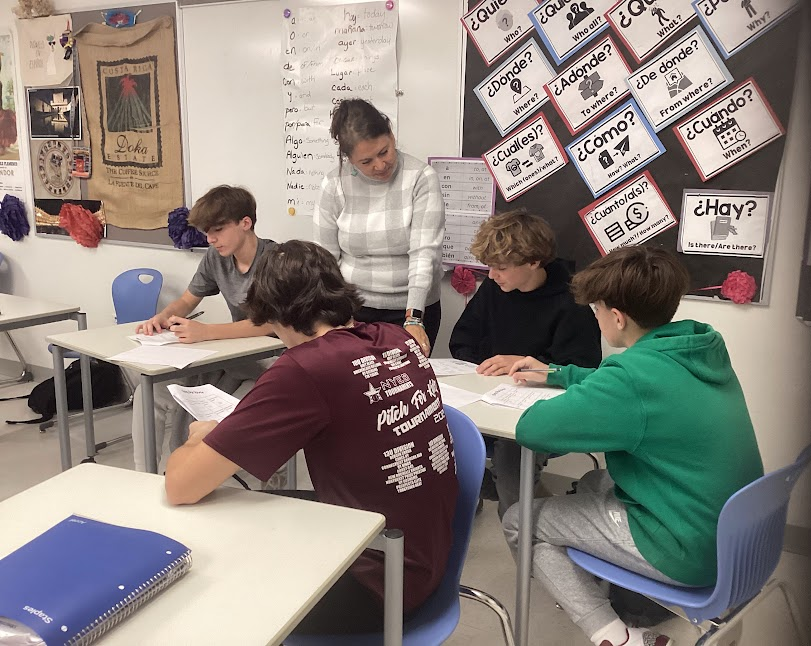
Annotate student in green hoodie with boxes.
[502,246,763,646]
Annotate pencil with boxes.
[516,368,558,373]
[186,311,205,320]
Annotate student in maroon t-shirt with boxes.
[165,240,458,634]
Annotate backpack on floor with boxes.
[1,359,124,424]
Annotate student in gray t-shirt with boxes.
[132,185,277,472]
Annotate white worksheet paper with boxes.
[127,331,180,346]
[429,359,480,376]
[107,346,217,369]
[482,383,564,410]
[167,383,240,422]
[438,382,483,409]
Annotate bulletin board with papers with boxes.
[461,0,803,305]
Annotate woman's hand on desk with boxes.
[509,357,550,384]
[477,354,525,376]
[167,316,209,343]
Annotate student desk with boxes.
[46,323,285,474]
[0,294,84,386]
[439,373,535,646]
[0,463,404,646]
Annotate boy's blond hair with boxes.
[470,209,556,267]
[571,246,690,329]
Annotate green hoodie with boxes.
[516,319,763,586]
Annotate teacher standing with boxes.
[313,98,445,355]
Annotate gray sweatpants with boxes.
[491,438,548,519]
[502,469,684,637]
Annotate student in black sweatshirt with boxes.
[450,209,602,518]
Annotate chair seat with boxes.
[567,548,714,615]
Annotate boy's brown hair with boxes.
[188,185,257,232]
[571,246,690,329]
[244,240,363,336]
[470,209,556,267]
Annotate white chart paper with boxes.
[282,2,398,217]
[429,157,495,267]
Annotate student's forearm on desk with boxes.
[198,320,276,341]
[165,429,239,505]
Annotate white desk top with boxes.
[439,373,520,440]
[0,294,79,328]
[0,464,385,646]
[46,322,286,376]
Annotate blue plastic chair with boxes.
[284,405,515,646]
[568,444,811,646]
[42,268,163,439]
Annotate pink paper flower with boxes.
[451,266,477,296]
[720,270,757,304]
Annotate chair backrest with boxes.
[704,443,811,619]
[404,405,485,632]
[111,268,163,325]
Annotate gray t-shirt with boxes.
[187,237,275,321]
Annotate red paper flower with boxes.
[451,266,477,296]
[720,270,757,304]
[59,203,103,248]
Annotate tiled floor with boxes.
[1,381,809,646]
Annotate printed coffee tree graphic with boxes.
[106,73,153,131]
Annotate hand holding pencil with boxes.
[508,356,557,384]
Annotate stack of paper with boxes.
[166,384,240,422]
[107,346,217,369]
[428,358,479,376]
[438,382,482,409]
[482,383,564,410]
[127,331,180,346]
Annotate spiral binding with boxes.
[64,551,193,646]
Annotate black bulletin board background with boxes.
[462,4,802,302]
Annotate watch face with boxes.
[37,140,75,197]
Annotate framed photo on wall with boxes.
[27,86,82,140]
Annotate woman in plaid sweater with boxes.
[313,98,445,356]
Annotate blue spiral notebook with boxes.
[0,515,192,645]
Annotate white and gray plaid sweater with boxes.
[313,151,445,311]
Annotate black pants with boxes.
[354,300,441,354]
[267,490,385,634]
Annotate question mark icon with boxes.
[510,78,522,95]
[745,200,757,217]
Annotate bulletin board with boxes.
[461,0,803,304]
[27,2,183,248]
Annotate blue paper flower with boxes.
[168,207,207,249]
[0,194,30,241]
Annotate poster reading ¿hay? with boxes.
[75,17,183,230]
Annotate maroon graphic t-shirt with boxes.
[204,322,458,611]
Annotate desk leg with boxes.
[79,352,96,460]
[378,529,404,646]
[515,446,534,646]
[140,374,158,474]
[53,345,72,471]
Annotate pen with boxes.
[517,368,558,373]
[186,311,205,321]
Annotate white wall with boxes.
[1,0,808,527]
